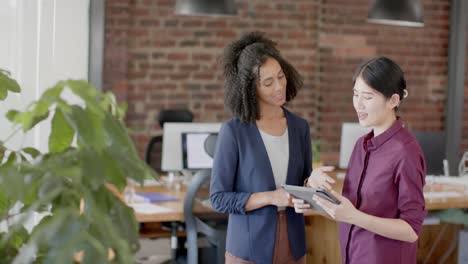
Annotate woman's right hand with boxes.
[269,188,293,207]
[288,194,312,213]
[306,166,336,190]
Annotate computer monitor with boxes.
[181,132,218,170]
[161,122,221,172]
[339,123,371,169]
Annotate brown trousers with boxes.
[225,211,305,264]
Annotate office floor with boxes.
[136,237,213,264]
[136,238,171,264]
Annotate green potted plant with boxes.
[312,139,322,169]
[0,70,155,263]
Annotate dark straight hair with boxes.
[352,57,407,101]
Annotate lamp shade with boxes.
[175,0,237,16]
[368,0,424,27]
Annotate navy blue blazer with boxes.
[210,109,312,264]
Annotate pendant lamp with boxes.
[175,0,237,16]
[368,0,424,27]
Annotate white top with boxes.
[258,128,290,189]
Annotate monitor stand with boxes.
[167,171,182,190]
[181,169,193,184]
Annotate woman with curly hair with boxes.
[209,31,311,263]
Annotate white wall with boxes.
[0,0,90,232]
[0,0,89,152]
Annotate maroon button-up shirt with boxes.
[339,119,426,264]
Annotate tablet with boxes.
[282,184,341,211]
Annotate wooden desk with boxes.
[304,178,468,215]
[134,184,215,223]
[131,177,468,263]
[304,176,468,264]
[133,178,468,221]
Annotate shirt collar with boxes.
[364,117,403,151]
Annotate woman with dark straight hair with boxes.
[210,31,313,263]
[293,57,426,264]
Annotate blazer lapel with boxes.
[284,109,297,185]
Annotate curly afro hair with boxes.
[222,31,303,123]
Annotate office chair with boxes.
[459,151,468,177]
[145,109,194,173]
[184,134,226,264]
[158,109,194,128]
[203,134,218,158]
[183,169,227,264]
[411,131,446,175]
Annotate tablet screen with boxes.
[282,184,341,206]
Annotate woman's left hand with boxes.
[312,190,358,224]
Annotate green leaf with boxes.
[0,69,9,74]
[28,111,50,131]
[81,239,108,264]
[0,71,21,93]
[117,102,128,120]
[49,109,74,153]
[6,110,19,122]
[37,172,65,202]
[0,141,5,162]
[26,210,85,264]
[67,80,97,100]
[101,92,127,120]
[14,100,51,131]
[0,186,13,218]
[101,149,127,190]
[0,86,7,100]
[102,112,153,185]
[11,102,51,131]
[37,150,82,183]
[1,151,17,168]
[11,226,29,249]
[0,165,29,202]
[20,171,42,208]
[103,113,137,156]
[0,226,30,263]
[56,99,73,114]
[70,106,106,149]
[80,147,105,190]
[40,82,65,103]
[67,80,104,120]
[0,71,21,101]
[83,187,139,261]
[22,147,41,159]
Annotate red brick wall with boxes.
[104,0,320,157]
[104,0,130,105]
[318,0,449,163]
[104,0,464,165]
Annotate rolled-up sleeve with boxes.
[210,122,251,215]
[395,148,427,235]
